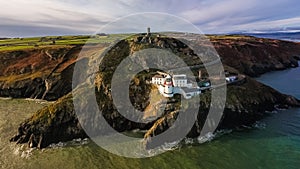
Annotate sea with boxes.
[0,35,300,169]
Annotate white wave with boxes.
[71,138,89,146]
[142,140,182,157]
[253,121,267,129]
[13,145,36,159]
[20,148,35,159]
[265,110,278,114]
[48,138,90,149]
[197,132,215,144]
[274,105,288,111]
[0,97,12,100]
[241,125,252,129]
[161,140,181,151]
[184,137,194,145]
[48,142,66,148]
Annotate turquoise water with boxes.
[1,66,300,169]
[256,67,300,99]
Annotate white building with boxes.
[151,75,165,85]
[173,74,188,87]
[152,74,193,87]
[151,73,201,99]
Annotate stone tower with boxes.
[147,27,151,36]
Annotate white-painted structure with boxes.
[152,74,193,87]
[225,76,238,82]
[151,75,165,85]
[151,73,201,99]
[163,75,174,97]
[173,74,188,87]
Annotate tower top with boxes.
[147,27,151,35]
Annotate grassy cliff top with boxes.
[0,34,134,52]
[0,33,277,52]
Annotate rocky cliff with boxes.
[210,35,300,76]
[1,35,300,101]
[0,45,106,101]
[0,46,79,100]
[7,34,300,148]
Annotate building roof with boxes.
[153,75,164,78]
[181,87,200,93]
[173,74,187,80]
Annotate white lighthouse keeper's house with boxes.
[151,72,201,99]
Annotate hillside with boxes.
[1,34,299,101]
[210,35,300,76]
[6,34,300,148]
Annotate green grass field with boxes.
[0,33,251,52]
[0,34,133,52]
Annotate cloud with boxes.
[0,0,300,37]
[0,24,82,37]
[180,0,257,24]
[179,0,300,33]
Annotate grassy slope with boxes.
[0,34,133,52]
[0,33,275,52]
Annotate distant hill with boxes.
[242,32,300,42]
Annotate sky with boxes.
[0,0,300,37]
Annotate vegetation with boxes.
[7,33,300,149]
[207,34,255,40]
[0,34,134,51]
[0,71,49,84]
[0,33,261,52]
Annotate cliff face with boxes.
[211,36,300,76]
[0,46,79,100]
[1,36,300,100]
[144,77,300,144]
[0,45,105,100]
[9,93,87,148]
[9,35,300,149]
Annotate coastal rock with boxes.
[144,77,300,146]
[211,36,300,77]
[0,46,79,100]
[1,36,300,99]
[8,35,300,148]
[0,46,100,101]
[10,93,87,148]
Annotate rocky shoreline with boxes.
[3,34,300,148]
